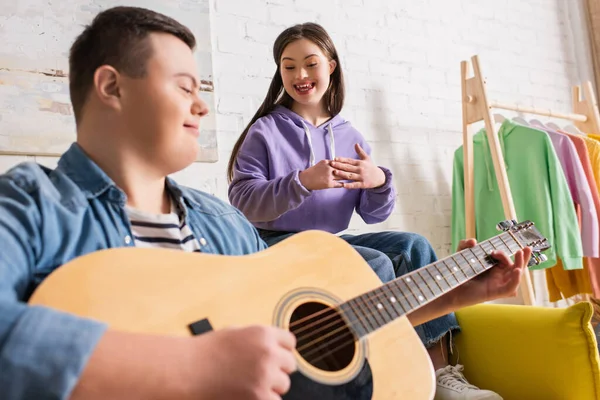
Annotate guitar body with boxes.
[29,230,435,399]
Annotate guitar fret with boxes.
[441,259,461,286]
[402,274,425,306]
[456,259,469,280]
[353,297,378,333]
[472,244,494,269]
[459,251,479,275]
[418,269,439,298]
[350,237,514,339]
[373,287,396,322]
[351,297,378,333]
[339,303,368,338]
[337,223,548,340]
[480,240,496,259]
[488,237,502,253]
[380,286,403,318]
[409,271,433,304]
[390,280,412,312]
[394,278,419,309]
[467,248,486,273]
[505,232,523,253]
[448,255,469,280]
[469,246,485,267]
[454,257,473,282]
[423,267,444,296]
[432,262,452,291]
[494,236,512,254]
[363,291,388,328]
[346,300,369,335]
[486,238,497,250]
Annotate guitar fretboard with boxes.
[338,232,522,339]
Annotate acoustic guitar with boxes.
[28,219,549,399]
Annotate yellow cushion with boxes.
[452,302,600,400]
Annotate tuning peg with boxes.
[528,255,539,267]
[527,251,548,266]
[496,220,517,231]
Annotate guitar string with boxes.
[291,235,513,346]
[287,233,514,332]
[298,238,528,365]
[295,253,496,356]
[295,236,524,351]
[290,235,516,345]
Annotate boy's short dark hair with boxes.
[69,6,196,123]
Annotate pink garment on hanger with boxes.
[530,124,599,257]
[559,131,600,297]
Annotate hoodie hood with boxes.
[272,105,350,166]
[272,105,349,129]
[475,119,518,191]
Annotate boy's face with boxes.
[119,32,208,174]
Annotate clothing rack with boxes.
[459,54,600,306]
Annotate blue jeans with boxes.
[258,229,460,348]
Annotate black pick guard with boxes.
[188,318,374,399]
[283,362,373,400]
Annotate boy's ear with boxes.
[93,65,122,112]
[329,59,337,75]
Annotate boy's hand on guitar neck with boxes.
[452,238,533,306]
[71,325,297,400]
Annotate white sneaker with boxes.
[434,365,503,400]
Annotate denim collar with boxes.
[56,142,195,213]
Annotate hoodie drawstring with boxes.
[301,121,336,166]
[328,123,336,160]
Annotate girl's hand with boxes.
[298,160,343,191]
[330,144,386,189]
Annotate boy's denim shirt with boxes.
[0,143,267,399]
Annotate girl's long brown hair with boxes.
[227,22,345,182]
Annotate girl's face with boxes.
[280,38,337,110]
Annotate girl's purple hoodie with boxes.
[228,105,395,234]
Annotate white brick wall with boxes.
[0,0,595,260]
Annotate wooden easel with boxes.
[460,55,600,306]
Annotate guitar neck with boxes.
[338,231,523,339]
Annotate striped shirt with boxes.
[125,201,201,252]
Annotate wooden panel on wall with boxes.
[586,0,600,105]
[0,1,218,162]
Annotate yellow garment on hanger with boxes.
[548,132,600,300]
[546,202,595,301]
[546,258,594,302]
[581,134,600,190]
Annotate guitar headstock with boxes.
[497,219,551,267]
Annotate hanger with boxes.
[546,122,562,131]
[493,113,506,123]
[512,116,530,126]
[529,119,547,128]
[563,124,584,134]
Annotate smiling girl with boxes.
[227,23,501,400]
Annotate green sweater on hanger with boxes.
[451,120,583,270]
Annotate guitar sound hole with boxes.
[289,302,356,372]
